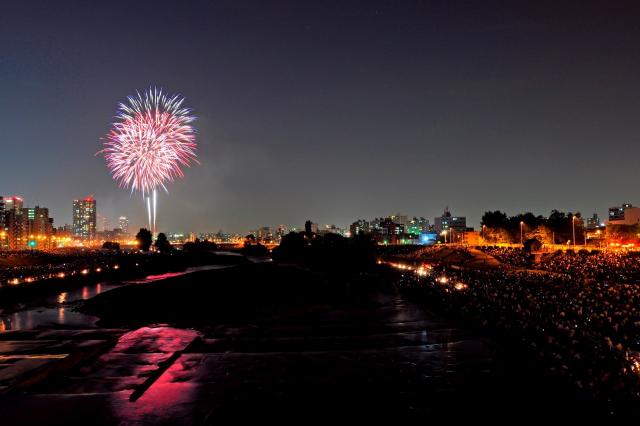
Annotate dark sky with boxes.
[1,0,639,233]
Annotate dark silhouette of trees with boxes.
[154,233,172,253]
[481,211,509,229]
[481,210,584,244]
[273,231,306,262]
[273,231,376,271]
[102,241,120,251]
[240,242,270,257]
[183,238,218,253]
[136,228,153,252]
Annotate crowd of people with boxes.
[479,246,531,267]
[539,250,640,284]
[395,249,640,410]
[478,246,640,285]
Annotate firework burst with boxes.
[101,88,198,232]
[103,88,197,195]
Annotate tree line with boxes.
[481,210,586,244]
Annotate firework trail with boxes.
[101,88,198,233]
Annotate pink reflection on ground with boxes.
[110,358,199,423]
[125,272,188,284]
[107,327,200,423]
[111,326,198,353]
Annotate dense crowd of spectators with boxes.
[539,251,640,284]
[478,246,640,285]
[398,258,640,408]
[479,246,531,267]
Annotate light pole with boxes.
[482,225,486,244]
[520,221,524,246]
[572,216,577,247]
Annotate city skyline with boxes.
[0,190,631,236]
[2,1,639,232]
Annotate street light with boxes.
[482,224,486,244]
[520,221,524,246]
[572,216,577,247]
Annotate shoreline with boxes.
[0,251,249,315]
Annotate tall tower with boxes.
[24,206,53,249]
[118,216,129,234]
[4,196,25,250]
[73,196,97,241]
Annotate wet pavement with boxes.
[0,287,570,424]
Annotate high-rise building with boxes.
[73,196,97,240]
[99,215,110,232]
[390,214,410,230]
[608,203,640,226]
[407,217,429,235]
[24,206,54,249]
[349,219,370,236]
[434,207,467,233]
[585,213,603,230]
[0,197,5,249]
[119,216,129,234]
[4,196,24,212]
[304,220,319,234]
[256,226,273,242]
[275,225,289,242]
[3,196,25,250]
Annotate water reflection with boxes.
[123,264,231,284]
[0,264,233,332]
[0,281,115,332]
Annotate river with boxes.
[0,264,232,332]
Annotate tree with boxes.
[154,233,172,253]
[272,232,306,262]
[183,238,218,253]
[484,227,511,244]
[606,224,640,242]
[481,211,509,229]
[136,228,153,252]
[526,225,553,245]
[240,242,270,257]
[102,241,120,251]
[481,211,511,242]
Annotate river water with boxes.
[0,264,232,332]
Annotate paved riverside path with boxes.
[0,290,578,424]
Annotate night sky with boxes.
[1,0,639,233]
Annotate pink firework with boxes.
[101,88,198,233]
[102,88,198,195]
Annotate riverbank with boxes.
[395,263,640,419]
[0,262,589,422]
[79,263,367,328]
[0,251,249,314]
